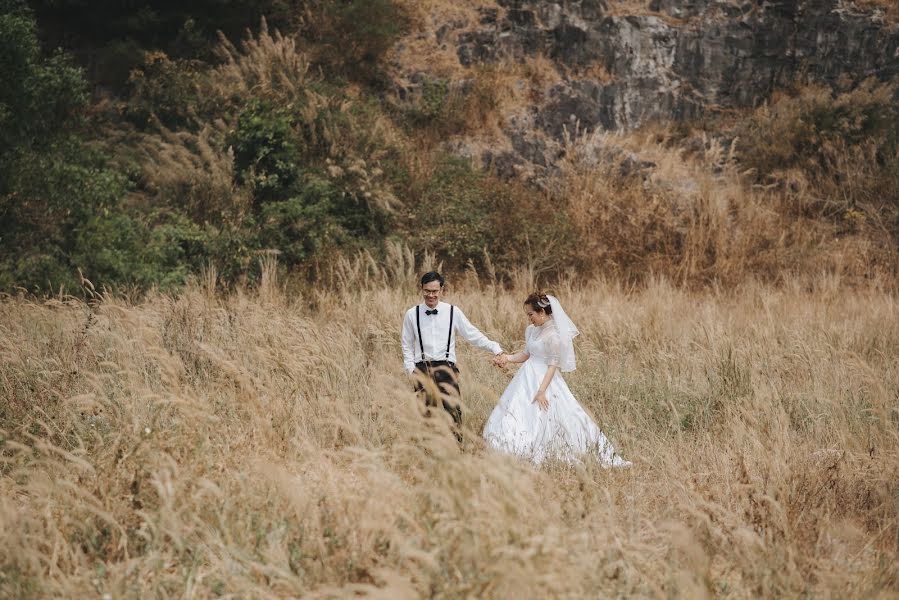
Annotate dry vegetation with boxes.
[2,257,897,598]
[856,0,899,22]
[538,122,898,287]
[3,2,898,596]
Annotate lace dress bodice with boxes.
[525,321,562,367]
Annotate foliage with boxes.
[0,1,87,152]
[28,0,305,87]
[732,82,899,251]
[485,177,578,276]
[229,99,299,202]
[406,157,492,267]
[403,156,577,277]
[72,211,214,291]
[258,173,384,266]
[738,83,897,176]
[308,0,410,83]
[0,143,130,292]
[0,4,233,293]
[403,70,500,138]
[125,51,204,129]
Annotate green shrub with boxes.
[0,2,87,152]
[0,251,75,293]
[70,210,226,291]
[259,172,388,267]
[125,51,204,129]
[229,99,298,203]
[142,212,214,289]
[407,157,492,267]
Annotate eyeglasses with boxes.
[422,289,441,296]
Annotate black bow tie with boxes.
[425,309,438,315]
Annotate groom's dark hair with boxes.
[420,271,445,287]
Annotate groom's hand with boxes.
[491,353,507,368]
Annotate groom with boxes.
[401,271,504,433]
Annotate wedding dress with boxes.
[483,318,630,466]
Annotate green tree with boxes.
[0,1,87,152]
[28,0,305,88]
[0,3,158,292]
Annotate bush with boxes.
[735,82,899,244]
[0,140,131,291]
[406,157,492,267]
[306,0,409,83]
[29,0,305,88]
[485,177,578,276]
[403,70,500,138]
[737,83,899,192]
[69,209,228,291]
[0,2,87,152]
[125,51,205,129]
[229,99,299,203]
[259,172,388,267]
[140,212,215,289]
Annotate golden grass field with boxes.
[1,259,897,598]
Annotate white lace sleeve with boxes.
[545,329,562,367]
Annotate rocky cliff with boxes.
[391,0,899,175]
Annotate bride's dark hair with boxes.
[524,292,553,314]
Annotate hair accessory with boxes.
[536,295,551,308]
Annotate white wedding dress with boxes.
[483,320,630,466]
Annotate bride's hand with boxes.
[533,391,549,411]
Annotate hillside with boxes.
[1,0,897,293]
[389,0,899,174]
[2,3,898,596]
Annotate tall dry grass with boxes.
[552,126,899,286]
[1,258,897,598]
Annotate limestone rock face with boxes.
[393,0,898,173]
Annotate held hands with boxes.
[491,353,508,368]
[533,390,549,411]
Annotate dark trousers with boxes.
[414,360,462,428]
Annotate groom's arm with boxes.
[455,308,502,356]
[401,310,416,374]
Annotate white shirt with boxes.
[401,301,502,374]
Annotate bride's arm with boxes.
[534,330,561,410]
[533,365,558,411]
[502,349,529,364]
[499,326,533,365]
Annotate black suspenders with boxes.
[446,305,454,359]
[416,306,424,357]
[416,305,454,362]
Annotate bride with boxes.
[483,293,630,467]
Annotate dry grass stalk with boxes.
[552,123,898,286]
[1,273,896,597]
[854,0,899,22]
[212,18,311,106]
